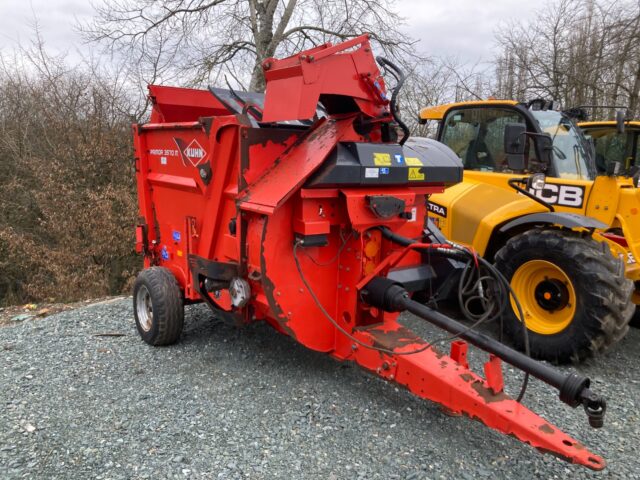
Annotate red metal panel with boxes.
[261,35,389,122]
[238,118,352,214]
[148,85,229,123]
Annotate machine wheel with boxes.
[494,229,633,364]
[133,267,184,346]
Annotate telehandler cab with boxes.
[419,99,636,363]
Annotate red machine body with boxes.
[132,35,605,470]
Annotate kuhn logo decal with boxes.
[428,201,447,217]
[174,137,208,167]
[183,140,207,167]
[528,184,585,208]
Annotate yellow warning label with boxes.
[373,153,391,166]
[405,157,423,166]
[408,167,425,181]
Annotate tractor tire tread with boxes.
[494,228,632,364]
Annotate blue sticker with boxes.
[379,167,390,175]
[172,230,181,242]
[161,246,169,260]
[394,154,404,164]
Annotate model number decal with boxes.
[428,201,447,217]
[528,184,585,208]
[149,148,179,156]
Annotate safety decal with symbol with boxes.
[373,152,391,166]
[408,167,425,181]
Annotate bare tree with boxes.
[82,0,419,91]
[0,34,139,305]
[493,0,640,116]
[398,58,492,137]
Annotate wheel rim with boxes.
[136,285,153,332]
[510,259,576,335]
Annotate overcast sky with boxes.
[0,0,539,64]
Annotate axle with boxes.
[361,276,607,428]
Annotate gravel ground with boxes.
[0,298,638,479]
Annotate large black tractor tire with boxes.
[494,229,633,364]
[133,267,184,346]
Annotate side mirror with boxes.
[616,110,626,134]
[504,123,526,154]
[536,133,554,164]
[504,123,526,171]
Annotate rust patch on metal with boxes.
[459,373,474,383]
[439,360,448,369]
[470,380,509,403]
[367,325,426,351]
[539,424,555,435]
[432,348,445,359]
[259,216,296,340]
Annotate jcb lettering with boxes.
[528,184,585,208]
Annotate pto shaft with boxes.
[361,276,606,427]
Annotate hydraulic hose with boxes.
[369,226,606,427]
[376,56,411,145]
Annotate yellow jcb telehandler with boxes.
[416,99,637,363]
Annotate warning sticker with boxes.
[408,167,425,181]
[373,153,391,166]
[405,157,423,166]
[365,167,379,178]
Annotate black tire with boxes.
[133,267,184,346]
[630,307,640,328]
[494,229,633,364]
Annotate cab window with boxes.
[441,107,539,172]
[590,129,629,171]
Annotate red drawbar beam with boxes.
[344,322,605,471]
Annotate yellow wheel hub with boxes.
[510,260,576,335]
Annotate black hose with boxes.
[377,226,531,401]
[377,224,415,246]
[376,56,411,146]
